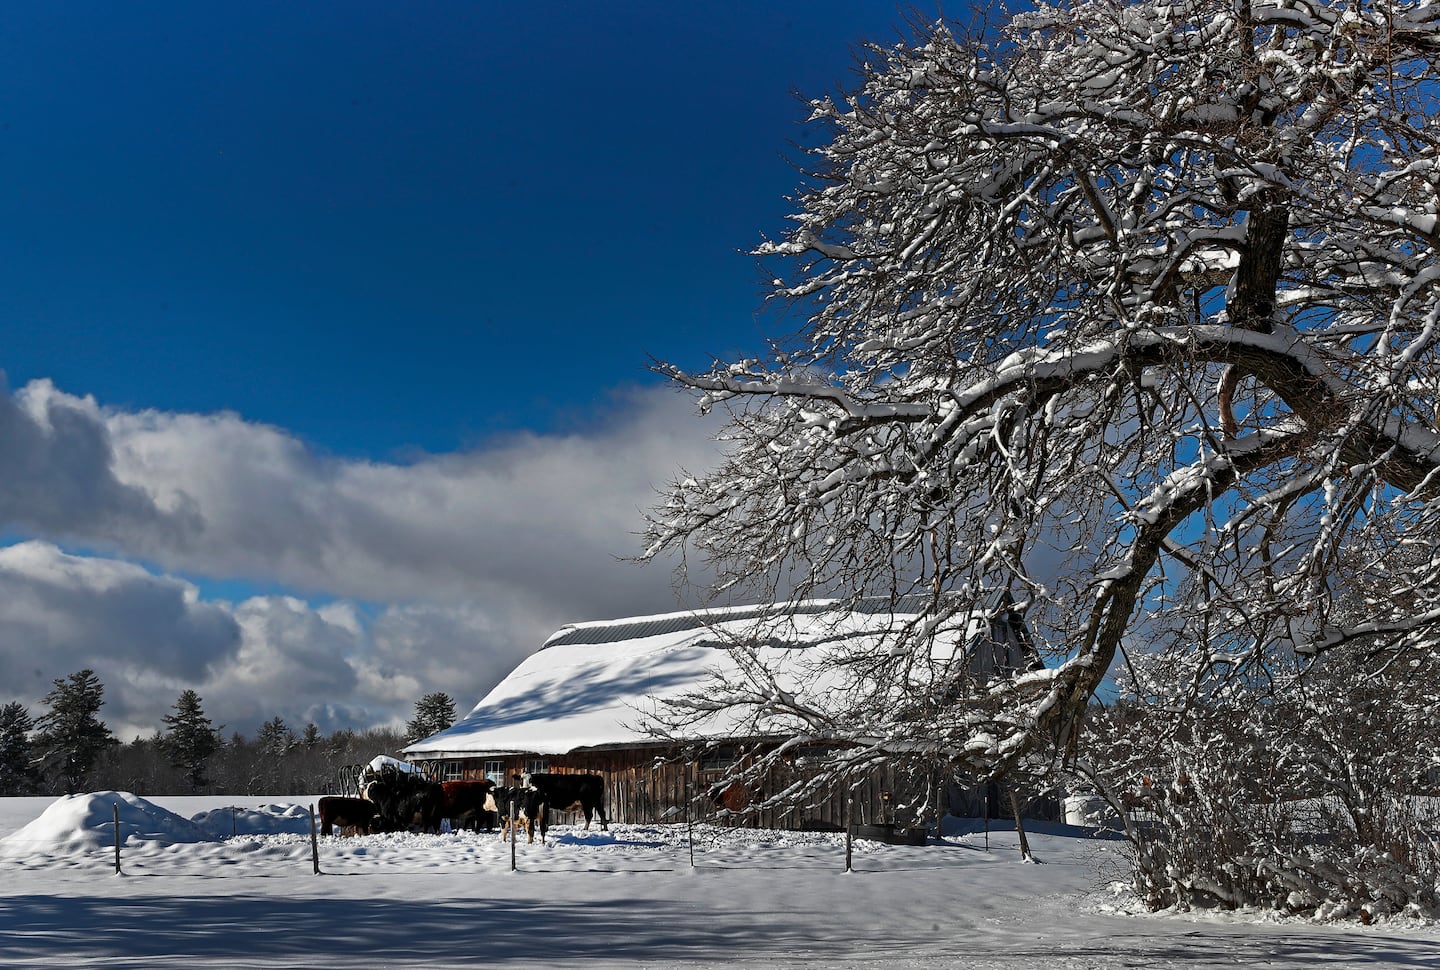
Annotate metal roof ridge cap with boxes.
[538,592,986,649]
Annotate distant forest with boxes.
[0,670,456,797]
[80,724,409,798]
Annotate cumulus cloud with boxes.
[0,379,182,543]
[0,541,241,735]
[0,377,722,736]
[21,378,719,621]
[199,596,546,739]
[0,543,589,739]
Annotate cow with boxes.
[318,795,377,837]
[394,779,444,833]
[439,779,498,832]
[364,764,444,833]
[520,772,608,831]
[484,784,547,843]
[709,780,752,813]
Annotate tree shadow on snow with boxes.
[0,893,835,963]
[0,893,1436,967]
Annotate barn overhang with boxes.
[405,738,725,763]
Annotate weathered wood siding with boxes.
[419,747,1035,830]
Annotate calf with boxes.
[440,779,497,832]
[318,795,377,837]
[484,784,547,843]
[521,772,608,831]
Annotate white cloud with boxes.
[0,379,182,544]
[0,544,575,740]
[0,541,240,736]
[94,380,717,619]
[0,377,722,736]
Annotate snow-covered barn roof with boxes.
[403,592,1033,761]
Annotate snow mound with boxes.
[0,792,209,855]
[189,803,313,838]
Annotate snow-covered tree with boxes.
[405,692,456,743]
[1083,634,1440,917]
[644,0,1440,780]
[161,689,222,792]
[33,669,116,793]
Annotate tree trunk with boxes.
[1009,787,1036,863]
[1230,202,1288,333]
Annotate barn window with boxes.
[699,747,736,776]
[793,744,837,768]
[440,761,464,782]
[483,760,504,784]
[526,758,548,775]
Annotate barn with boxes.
[402,591,1043,830]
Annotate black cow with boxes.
[521,772,608,831]
[440,780,498,832]
[318,795,377,836]
[484,784,547,843]
[364,765,444,833]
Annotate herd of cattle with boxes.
[317,766,609,843]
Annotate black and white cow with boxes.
[483,784,547,843]
[520,772,609,831]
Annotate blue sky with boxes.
[0,2,951,738]
[0,0,938,458]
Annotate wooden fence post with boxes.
[844,796,853,873]
[509,798,517,872]
[309,804,320,874]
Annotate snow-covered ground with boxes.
[1,794,1437,968]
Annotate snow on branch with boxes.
[645,0,1440,782]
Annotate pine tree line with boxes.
[0,671,457,797]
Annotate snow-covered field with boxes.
[1,794,1437,968]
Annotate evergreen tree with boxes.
[256,716,296,758]
[161,689,221,792]
[302,722,321,747]
[0,701,39,796]
[405,692,456,743]
[33,669,116,793]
